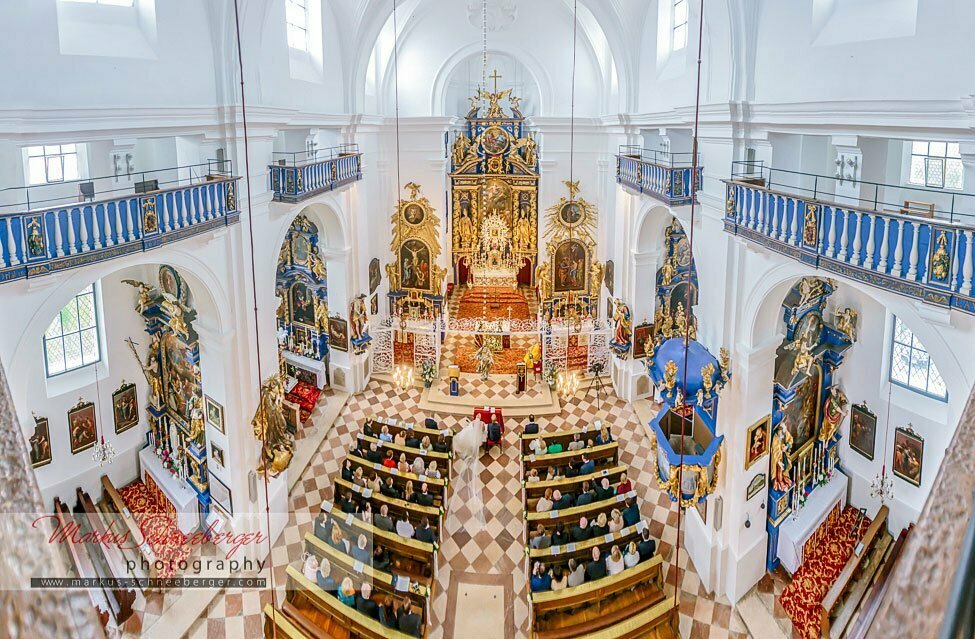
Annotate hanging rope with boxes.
[569,0,579,188]
[673,0,707,609]
[481,0,488,96]
[232,0,279,625]
[393,0,402,199]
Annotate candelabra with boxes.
[870,469,894,504]
[91,436,117,467]
[393,364,415,391]
[556,369,580,398]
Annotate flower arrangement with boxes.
[156,446,179,478]
[543,363,558,389]
[419,360,438,387]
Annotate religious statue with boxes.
[820,386,848,442]
[452,135,475,167]
[123,279,154,314]
[457,200,477,249]
[834,307,858,342]
[791,331,817,377]
[514,211,533,251]
[719,346,731,383]
[508,94,523,117]
[187,395,205,444]
[663,360,678,392]
[474,342,495,380]
[252,372,295,477]
[673,302,688,337]
[659,258,676,286]
[350,295,368,342]
[535,262,552,300]
[431,264,447,296]
[770,423,794,492]
[315,298,329,334]
[385,262,400,292]
[126,334,163,405]
[802,204,818,245]
[513,134,537,167]
[589,261,604,296]
[609,298,632,356]
[797,277,828,308]
[310,245,327,281]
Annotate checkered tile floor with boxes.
[175,376,749,638]
[750,567,793,637]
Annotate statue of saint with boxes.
[474,342,495,380]
[385,262,400,292]
[452,135,473,167]
[535,263,552,300]
[770,424,794,492]
[253,373,294,476]
[820,386,848,442]
[611,299,632,349]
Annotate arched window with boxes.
[672,0,688,51]
[889,316,947,400]
[43,284,101,377]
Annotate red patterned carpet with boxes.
[285,381,321,422]
[455,343,527,374]
[118,479,190,579]
[456,286,531,320]
[393,340,414,365]
[779,506,871,639]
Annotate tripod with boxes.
[585,372,605,412]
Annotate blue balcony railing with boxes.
[615,146,702,206]
[269,144,362,203]
[724,168,975,315]
[0,163,240,283]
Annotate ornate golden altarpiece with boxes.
[536,180,602,321]
[386,182,447,317]
[450,77,539,288]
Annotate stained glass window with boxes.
[890,316,947,400]
[673,0,688,51]
[44,284,101,376]
[909,141,963,190]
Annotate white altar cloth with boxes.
[139,447,200,534]
[777,471,848,574]
[282,350,327,388]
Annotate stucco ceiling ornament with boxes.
[468,0,517,31]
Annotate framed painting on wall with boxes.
[68,399,97,455]
[849,402,877,461]
[209,474,233,515]
[112,381,139,434]
[329,316,349,352]
[29,414,52,469]
[746,473,767,501]
[210,443,225,469]
[632,323,653,359]
[893,425,924,487]
[205,396,225,434]
[745,415,771,470]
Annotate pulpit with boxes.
[776,471,849,574]
[139,446,200,534]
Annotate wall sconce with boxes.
[744,514,751,529]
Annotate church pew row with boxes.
[345,454,449,506]
[72,489,137,626]
[304,533,431,628]
[529,555,668,639]
[528,521,648,566]
[333,477,443,542]
[284,565,420,639]
[524,469,629,512]
[99,474,158,584]
[845,524,911,639]
[365,417,453,446]
[263,602,328,639]
[583,595,679,639]
[357,434,453,472]
[519,426,615,456]
[520,442,619,475]
[525,490,638,531]
[53,497,112,631]
[320,500,437,583]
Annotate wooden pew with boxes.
[357,434,452,471]
[72,489,136,626]
[526,490,638,532]
[346,454,448,505]
[524,467,628,511]
[519,426,614,456]
[304,532,431,626]
[53,497,111,631]
[263,602,329,639]
[529,522,647,566]
[845,525,912,639]
[819,505,891,639]
[285,565,419,639]
[365,417,453,446]
[99,475,158,585]
[320,500,437,583]
[334,477,443,541]
[582,595,679,639]
[521,442,619,475]
[529,555,667,639]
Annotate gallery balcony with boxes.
[723,161,975,315]
[615,145,702,206]
[268,144,362,203]
[0,161,240,284]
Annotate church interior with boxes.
[1,1,973,638]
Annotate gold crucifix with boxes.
[489,69,503,93]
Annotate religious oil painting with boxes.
[112,381,139,434]
[368,258,381,293]
[559,201,584,227]
[745,415,770,470]
[210,473,233,516]
[291,232,310,267]
[68,399,97,455]
[161,332,200,423]
[893,426,924,487]
[403,203,425,226]
[604,259,614,295]
[290,282,317,327]
[553,240,588,293]
[849,402,877,461]
[780,365,819,451]
[329,316,349,352]
[400,239,431,291]
[481,125,509,155]
[210,443,225,469]
[159,265,182,300]
[370,293,379,316]
[30,415,52,469]
[205,395,225,434]
[632,323,653,360]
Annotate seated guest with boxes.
[379,595,399,630]
[416,483,435,507]
[411,455,426,477]
[337,577,357,607]
[352,533,371,564]
[590,512,609,537]
[546,439,563,454]
[487,416,502,446]
[616,472,632,495]
[530,524,551,550]
[397,453,411,474]
[570,516,592,542]
[433,434,450,453]
[552,489,574,511]
[358,501,373,525]
[606,544,625,576]
[405,431,421,449]
[302,554,319,582]
[415,516,436,544]
[622,497,640,527]
[368,472,382,494]
[551,565,568,591]
[362,422,376,437]
[397,597,423,638]
[372,544,391,572]
[374,504,394,532]
[355,582,380,620]
[595,423,613,445]
[379,425,393,443]
[595,477,614,501]
[403,480,416,504]
[382,450,397,469]
[545,466,561,481]
[530,561,552,592]
[353,466,365,487]
[578,453,595,476]
[567,558,585,588]
[366,443,383,464]
[567,433,585,451]
[585,546,607,582]
[426,460,442,479]
[339,492,357,514]
[314,512,332,542]
[575,481,595,507]
[551,522,570,546]
[381,477,402,500]
[529,436,546,456]
[566,458,583,478]
[419,435,432,454]
[341,459,354,482]
[316,558,338,593]
[623,541,641,569]
[637,528,657,561]
[393,430,407,447]
[526,468,540,483]
[524,414,539,434]
[329,526,348,553]
[536,488,554,513]
[395,517,415,539]
[608,508,625,534]
[425,417,439,429]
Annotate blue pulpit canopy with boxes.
[646,337,729,408]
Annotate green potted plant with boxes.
[419,361,438,388]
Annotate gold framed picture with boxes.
[745,415,771,470]
[68,399,97,455]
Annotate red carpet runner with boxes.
[118,479,190,579]
[285,381,321,422]
[456,286,531,320]
[779,506,871,639]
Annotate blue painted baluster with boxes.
[962,231,974,295]
[906,221,920,280]
[892,219,905,276]
[849,211,862,265]
[2,217,16,267]
[877,216,890,273]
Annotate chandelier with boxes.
[557,369,580,397]
[91,435,117,467]
[393,364,414,391]
[870,469,894,504]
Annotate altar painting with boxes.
[290,282,316,328]
[553,240,587,293]
[781,365,820,452]
[400,239,431,291]
[162,331,200,422]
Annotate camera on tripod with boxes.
[589,361,605,376]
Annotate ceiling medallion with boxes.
[467,0,517,31]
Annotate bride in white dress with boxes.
[446,418,487,534]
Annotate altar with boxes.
[776,470,848,574]
[139,446,200,535]
[282,349,328,388]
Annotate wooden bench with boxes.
[524,468,628,511]
[530,555,666,639]
[580,594,679,639]
[519,426,613,456]
[521,442,619,474]
[54,497,111,630]
[526,490,637,531]
[334,477,443,542]
[285,565,419,639]
[346,454,448,505]
[263,602,329,639]
[899,200,935,218]
[321,500,437,582]
[357,434,452,471]
[366,417,453,446]
[529,522,647,566]
[99,474,158,585]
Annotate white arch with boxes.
[634,202,682,253]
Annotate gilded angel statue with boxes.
[253,372,294,477]
[385,262,400,292]
[535,263,552,300]
[589,261,604,295]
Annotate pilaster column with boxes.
[831,135,863,208]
